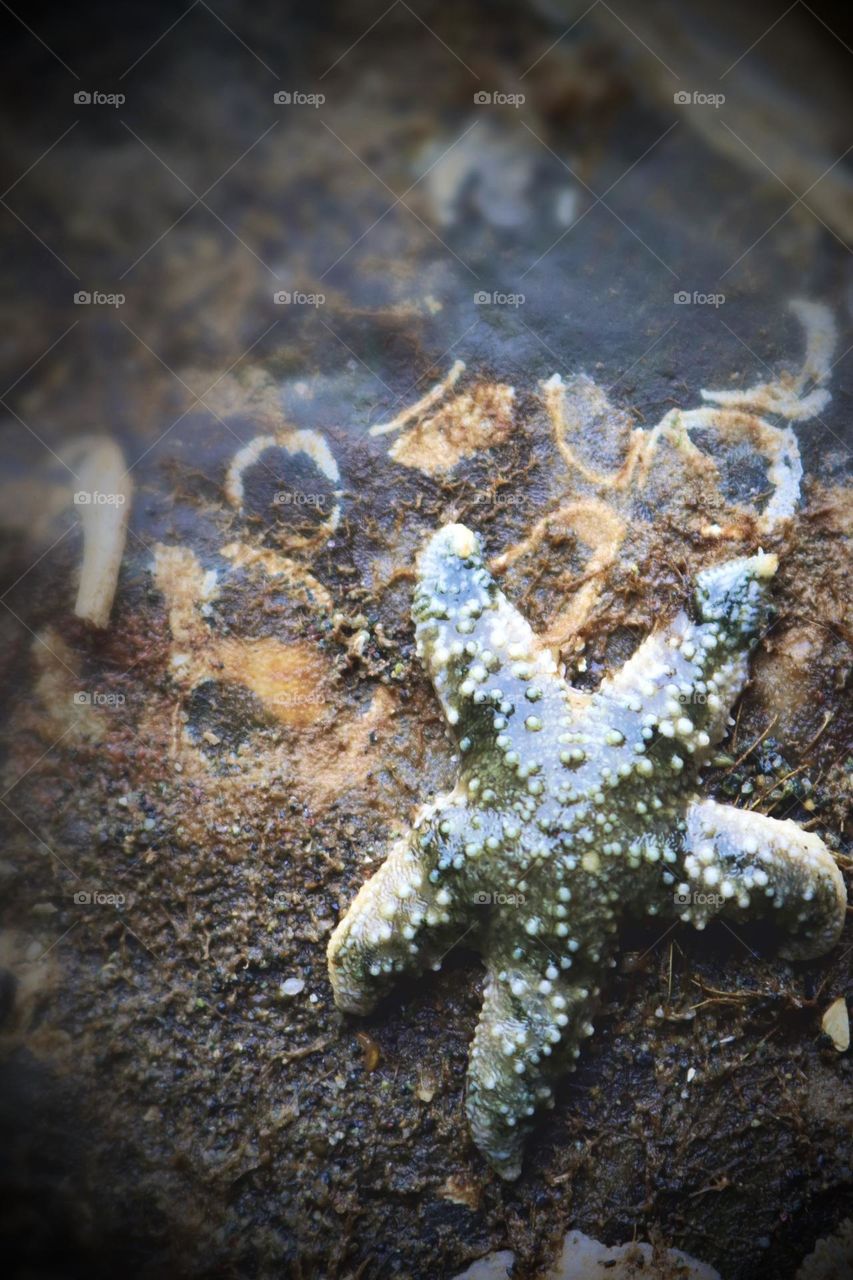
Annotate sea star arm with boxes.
[596,552,780,759]
[675,798,847,959]
[412,523,563,740]
[466,951,596,1180]
[327,799,476,1013]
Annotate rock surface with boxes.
[0,2,851,1278]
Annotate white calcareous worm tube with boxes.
[73,439,133,629]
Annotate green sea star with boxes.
[327,524,847,1179]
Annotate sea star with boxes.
[327,524,847,1179]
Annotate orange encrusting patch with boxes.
[215,637,329,728]
[386,382,516,475]
[294,686,398,806]
[152,541,331,729]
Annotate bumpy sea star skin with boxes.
[327,525,847,1179]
